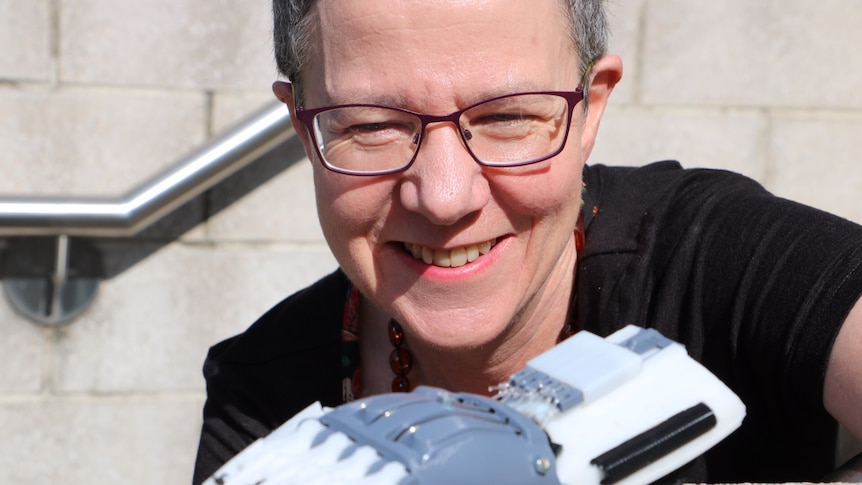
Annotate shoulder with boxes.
[578,163,862,478]
[579,161,768,271]
[193,269,351,484]
[206,268,350,366]
[578,160,862,343]
[201,268,350,422]
[582,161,764,233]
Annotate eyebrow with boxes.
[318,82,550,111]
[320,91,408,108]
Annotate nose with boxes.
[398,123,491,226]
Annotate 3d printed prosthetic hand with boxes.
[204,326,746,485]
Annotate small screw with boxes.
[534,457,551,475]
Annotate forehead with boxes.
[303,0,580,108]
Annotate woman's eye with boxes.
[486,113,526,122]
[350,122,392,132]
[472,111,540,126]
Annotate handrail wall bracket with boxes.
[2,235,100,326]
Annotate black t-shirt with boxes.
[193,161,862,484]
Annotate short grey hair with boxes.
[273,0,609,100]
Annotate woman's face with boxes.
[287,0,616,351]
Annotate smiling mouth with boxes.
[403,239,497,268]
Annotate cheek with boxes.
[314,170,359,243]
[313,167,393,249]
[491,159,584,223]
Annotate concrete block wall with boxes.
[0,1,859,483]
[594,1,862,224]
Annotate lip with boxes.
[389,236,510,282]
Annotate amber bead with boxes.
[389,319,405,347]
[389,347,413,375]
[392,375,411,392]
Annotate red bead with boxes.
[389,320,404,347]
[389,347,413,375]
[351,368,362,399]
[575,214,585,253]
[392,375,411,392]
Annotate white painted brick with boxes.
[605,0,645,104]
[206,95,321,243]
[0,87,207,196]
[766,112,862,224]
[591,105,768,181]
[208,95,323,243]
[0,287,45,392]
[59,0,277,90]
[0,0,52,82]
[0,397,203,484]
[212,93,277,134]
[207,147,325,243]
[53,242,336,393]
[641,0,862,108]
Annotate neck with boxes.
[411,274,574,395]
[359,285,575,397]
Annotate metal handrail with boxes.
[0,101,294,237]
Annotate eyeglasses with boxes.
[294,89,585,176]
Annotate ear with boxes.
[579,55,623,162]
[273,81,312,146]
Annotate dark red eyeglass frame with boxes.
[294,88,586,176]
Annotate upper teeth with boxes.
[404,239,496,268]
